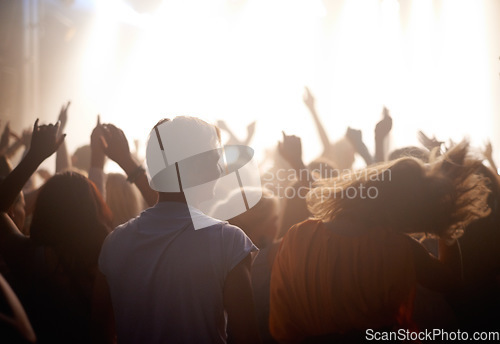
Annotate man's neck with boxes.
[158,192,187,204]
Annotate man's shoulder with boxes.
[102,215,141,247]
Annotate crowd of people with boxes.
[0,88,498,343]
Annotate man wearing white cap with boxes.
[98,117,261,344]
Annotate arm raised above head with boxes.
[0,119,65,268]
[303,87,331,152]
[101,123,158,207]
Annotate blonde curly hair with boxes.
[306,141,490,241]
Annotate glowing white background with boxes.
[42,0,500,170]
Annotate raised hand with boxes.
[303,87,315,112]
[418,131,443,151]
[345,127,363,150]
[90,115,106,169]
[245,121,256,145]
[27,119,66,163]
[483,141,493,161]
[57,101,71,134]
[216,120,230,133]
[303,86,331,152]
[100,123,132,169]
[278,131,304,171]
[346,127,374,165]
[91,115,104,151]
[375,107,393,140]
[100,122,158,206]
[483,140,498,173]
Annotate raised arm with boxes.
[0,120,65,263]
[277,132,312,238]
[216,120,240,146]
[483,141,498,175]
[418,130,443,155]
[303,87,331,153]
[277,131,306,172]
[100,123,158,207]
[5,128,32,160]
[243,121,256,146]
[374,107,393,163]
[89,115,107,196]
[55,101,72,173]
[346,127,373,166]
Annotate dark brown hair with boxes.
[30,172,112,272]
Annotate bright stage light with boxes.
[73,0,494,171]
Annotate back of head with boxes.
[71,145,91,172]
[329,138,355,170]
[30,172,112,272]
[145,116,221,193]
[389,146,430,162]
[307,141,490,241]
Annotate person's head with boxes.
[329,138,356,170]
[105,173,143,228]
[147,116,222,204]
[71,145,91,172]
[213,188,280,248]
[307,142,490,241]
[30,172,112,272]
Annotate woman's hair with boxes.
[307,142,490,241]
[388,146,430,162]
[105,173,142,228]
[30,172,112,272]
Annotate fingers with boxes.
[97,114,101,126]
[100,124,112,141]
[33,119,39,131]
[55,120,62,137]
[65,101,71,112]
[99,136,108,151]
